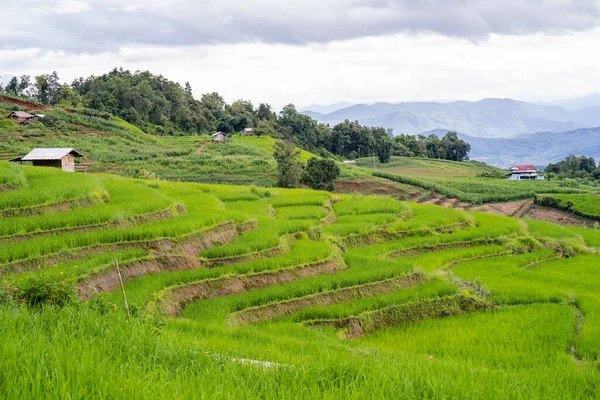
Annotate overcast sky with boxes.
[2,0,600,109]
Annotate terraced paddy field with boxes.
[3,163,600,398]
[355,156,594,205]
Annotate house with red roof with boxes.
[507,164,545,181]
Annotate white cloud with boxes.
[2,29,600,109]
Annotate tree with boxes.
[375,135,392,163]
[55,86,83,107]
[442,131,470,162]
[17,75,31,96]
[32,71,61,104]
[258,103,276,121]
[184,82,193,96]
[5,77,18,94]
[273,140,304,188]
[254,120,277,138]
[302,157,341,191]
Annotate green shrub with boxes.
[0,276,20,306]
[19,275,76,307]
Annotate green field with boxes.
[535,193,600,221]
[356,156,591,204]
[0,103,324,187]
[356,156,498,178]
[2,163,600,398]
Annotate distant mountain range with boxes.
[423,128,600,168]
[300,102,354,115]
[301,96,600,167]
[302,98,592,139]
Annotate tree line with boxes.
[545,155,600,183]
[1,68,470,163]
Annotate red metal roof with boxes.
[512,164,536,171]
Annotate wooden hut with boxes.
[8,111,37,125]
[18,148,84,172]
[212,132,231,144]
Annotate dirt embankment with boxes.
[0,95,45,111]
[0,207,176,246]
[0,197,98,219]
[231,272,424,325]
[158,254,346,318]
[388,238,497,258]
[78,255,204,300]
[74,222,241,299]
[309,294,494,339]
[414,194,595,228]
[6,221,239,274]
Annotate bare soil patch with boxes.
[526,205,594,228]
[0,95,44,110]
[334,179,424,199]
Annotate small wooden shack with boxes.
[8,111,37,125]
[212,132,231,144]
[17,148,85,172]
[243,128,254,136]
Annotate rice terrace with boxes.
[4,7,600,395]
[2,156,600,397]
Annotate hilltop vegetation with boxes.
[2,164,600,397]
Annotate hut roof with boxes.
[22,148,84,161]
[10,111,34,118]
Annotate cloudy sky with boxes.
[2,0,600,109]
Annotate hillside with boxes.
[2,165,600,397]
[351,155,594,204]
[0,99,310,186]
[304,98,585,138]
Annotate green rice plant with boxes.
[182,245,506,327]
[373,171,587,204]
[332,196,408,216]
[276,206,328,220]
[200,218,317,259]
[389,203,467,232]
[0,189,232,265]
[323,214,399,236]
[535,194,600,220]
[268,191,329,208]
[0,176,174,237]
[106,238,334,309]
[0,161,27,189]
[12,249,147,285]
[0,166,104,211]
[290,279,458,322]
[360,304,575,369]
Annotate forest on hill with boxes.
[0,68,470,163]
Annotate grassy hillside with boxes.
[2,164,600,398]
[356,156,499,178]
[0,102,324,186]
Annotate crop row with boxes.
[535,194,600,220]
[373,171,585,204]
